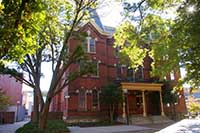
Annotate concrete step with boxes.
[129,115,173,124]
[130,115,152,124]
[149,115,174,124]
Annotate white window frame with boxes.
[87,37,96,53]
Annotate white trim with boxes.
[77,20,113,37]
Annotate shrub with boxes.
[16,120,70,133]
[189,102,200,114]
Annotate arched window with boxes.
[79,89,86,111]
[92,90,98,110]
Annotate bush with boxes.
[189,102,200,114]
[66,120,122,127]
[16,120,70,133]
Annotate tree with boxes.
[0,88,10,110]
[0,0,98,130]
[0,0,46,63]
[114,0,200,88]
[100,83,123,123]
[189,102,200,115]
[162,81,179,120]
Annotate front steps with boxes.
[118,115,173,124]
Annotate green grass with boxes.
[16,120,70,133]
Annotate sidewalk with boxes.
[69,125,153,133]
[0,120,29,133]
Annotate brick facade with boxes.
[52,21,187,121]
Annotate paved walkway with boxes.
[0,120,29,133]
[69,125,153,133]
[157,119,200,133]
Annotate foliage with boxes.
[162,81,178,104]
[100,83,123,123]
[1,0,98,129]
[0,0,46,63]
[0,88,10,110]
[101,83,123,107]
[115,0,200,88]
[16,120,69,133]
[189,102,200,114]
[66,120,121,127]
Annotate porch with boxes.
[120,82,165,124]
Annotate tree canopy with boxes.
[114,0,200,88]
[0,0,46,63]
[0,0,98,129]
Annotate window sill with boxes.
[87,52,96,54]
[90,76,99,78]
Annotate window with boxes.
[115,46,120,57]
[84,37,96,53]
[117,64,122,79]
[79,60,99,77]
[127,68,135,82]
[79,89,86,111]
[170,71,175,80]
[89,38,96,53]
[138,66,144,80]
[92,90,99,110]
[91,61,99,77]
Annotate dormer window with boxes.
[88,37,96,53]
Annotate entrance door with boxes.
[148,91,161,115]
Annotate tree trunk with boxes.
[32,89,39,122]
[39,98,51,129]
[173,103,176,120]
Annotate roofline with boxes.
[80,20,113,37]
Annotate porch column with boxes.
[159,91,165,116]
[122,89,129,124]
[142,90,147,117]
[122,89,126,119]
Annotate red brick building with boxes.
[0,74,25,123]
[52,12,187,122]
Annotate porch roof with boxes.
[121,82,163,91]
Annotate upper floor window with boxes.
[89,38,96,53]
[117,64,122,79]
[115,46,120,57]
[170,71,175,80]
[138,66,144,80]
[91,60,99,77]
[84,37,96,53]
[127,68,135,82]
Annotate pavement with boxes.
[0,118,199,133]
[0,120,29,133]
[68,125,154,133]
[157,119,200,133]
